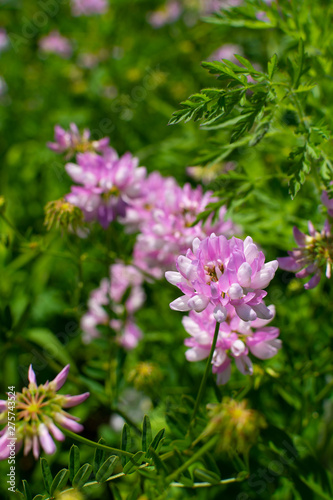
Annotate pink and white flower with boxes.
[65,148,147,229]
[48,123,110,158]
[0,365,89,460]
[39,31,72,59]
[278,220,333,289]
[148,1,182,28]
[81,263,145,349]
[71,0,108,16]
[126,173,236,278]
[166,233,278,322]
[183,303,281,385]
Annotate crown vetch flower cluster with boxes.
[48,123,110,158]
[39,31,73,59]
[81,263,145,349]
[166,233,278,323]
[71,0,108,16]
[0,28,9,53]
[65,148,147,229]
[147,1,182,28]
[0,365,89,460]
[183,303,281,385]
[278,220,333,289]
[128,172,236,278]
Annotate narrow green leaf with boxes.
[40,458,53,494]
[50,469,69,496]
[123,451,145,475]
[111,484,122,500]
[22,480,32,500]
[179,474,194,487]
[69,445,80,484]
[146,428,165,459]
[96,455,120,482]
[126,486,141,500]
[72,464,93,489]
[148,447,168,475]
[25,328,74,368]
[142,415,152,452]
[93,438,106,475]
[294,38,304,88]
[32,496,45,500]
[121,423,131,466]
[267,54,278,80]
[194,468,221,484]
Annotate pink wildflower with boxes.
[208,44,243,64]
[148,1,182,28]
[81,264,145,349]
[48,123,110,159]
[321,191,333,217]
[39,31,72,59]
[278,220,332,289]
[127,173,236,278]
[0,365,89,460]
[71,0,108,16]
[65,148,147,229]
[0,28,9,53]
[183,303,281,385]
[166,233,278,322]
[201,0,243,14]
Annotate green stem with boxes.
[189,320,220,427]
[170,477,240,488]
[0,213,27,242]
[166,437,217,483]
[58,425,133,457]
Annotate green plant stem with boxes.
[189,320,220,428]
[165,437,218,483]
[58,425,133,457]
[170,477,240,488]
[0,213,27,242]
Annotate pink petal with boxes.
[51,365,70,391]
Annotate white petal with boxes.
[237,262,252,287]
[188,294,210,312]
[228,283,243,300]
[170,295,191,311]
[185,347,209,362]
[165,271,183,286]
[213,304,227,323]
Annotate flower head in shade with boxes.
[278,220,333,289]
[166,233,278,323]
[147,1,182,28]
[71,0,108,16]
[81,264,145,349]
[39,31,72,59]
[183,303,281,384]
[0,365,89,460]
[65,148,147,229]
[48,123,110,159]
